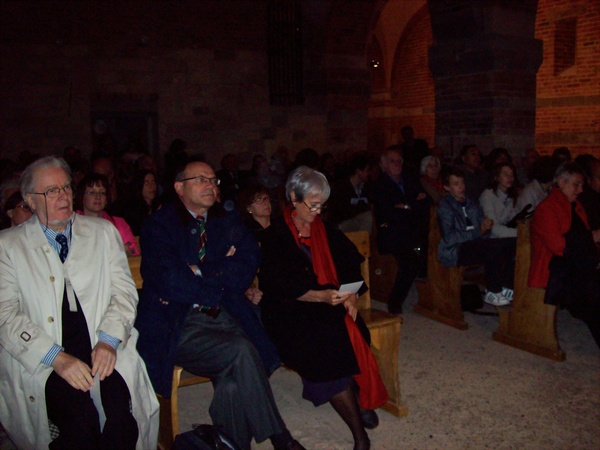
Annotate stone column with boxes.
[427,0,542,158]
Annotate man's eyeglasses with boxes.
[303,200,326,212]
[30,183,73,199]
[84,191,107,197]
[253,195,270,204]
[178,175,221,186]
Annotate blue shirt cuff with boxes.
[42,344,64,366]
[98,331,121,350]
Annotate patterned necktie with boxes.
[196,216,207,263]
[56,234,69,263]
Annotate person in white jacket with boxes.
[516,156,556,213]
[0,156,158,450]
[479,162,518,238]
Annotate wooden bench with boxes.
[344,230,408,418]
[128,231,407,449]
[492,220,565,361]
[414,207,473,330]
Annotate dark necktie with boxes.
[196,217,207,263]
[56,234,69,263]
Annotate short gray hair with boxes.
[20,156,71,201]
[285,166,330,202]
[553,162,585,185]
[420,155,440,176]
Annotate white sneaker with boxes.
[484,291,511,306]
[501,288,514,301]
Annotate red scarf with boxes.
[283,204,388,409]
[284,204,339,287]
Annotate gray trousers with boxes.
[174,309,285,449]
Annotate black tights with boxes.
[329,387,370,450]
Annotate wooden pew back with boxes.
[492,220,565,360]
[414,206,469,329]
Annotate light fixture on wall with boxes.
[371,60,380,68]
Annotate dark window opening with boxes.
[268,0,303,105]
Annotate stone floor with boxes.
[177,287,600,450]
[2,286,598,449]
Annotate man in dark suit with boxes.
[135,161,304,450]
[374,147,428,314]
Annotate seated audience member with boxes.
[134,161,304,450]
[0,156,158,449]
[399,125,429,177]
[0,178,20,229]
[577,158,600,232]
[216,153,244,207]
[419,155,445,205]
[374,147,428,314]
[122,170,161,236]
[259,166,388,450]
[516,156,556,213]
[239,185,273,245]
[552,146,572,165]
[319,152,338,181]
[2,191,32,228]
[76,174,140,256]
[91,156,119,210]
[479,163,518,238]
[483,147,513,175]
[528,163,600,348]
[456,144,488,201]
[516,148,540,187]
[327,152,373,233]
[437,167,516,306]
[246,154,284,217]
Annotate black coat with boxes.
[373,172,428,254]
[258,218,370,382]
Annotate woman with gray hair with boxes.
[258,166,387,450]
[419,155,445,205]
[529,162,600,348]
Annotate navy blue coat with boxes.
[135,201,261,396]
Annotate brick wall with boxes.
[367,7,435,155]
[535,0,600,157]
[0,0,378,168]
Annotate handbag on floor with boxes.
[460,283,483,312]
[173,424,241,450]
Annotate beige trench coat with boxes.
[0,214,159,449]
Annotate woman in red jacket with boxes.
[528,162,600,348]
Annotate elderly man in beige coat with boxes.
[0,156,158,449]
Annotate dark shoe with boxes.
[281,439,306,450]
[360,408,379,429]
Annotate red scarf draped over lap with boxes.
[284,205,388,409]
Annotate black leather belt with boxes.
[193,305,220,318]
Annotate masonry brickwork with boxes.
[535,0,600,157]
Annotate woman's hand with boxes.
[298,289,353,305]
[344,294,359,320]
